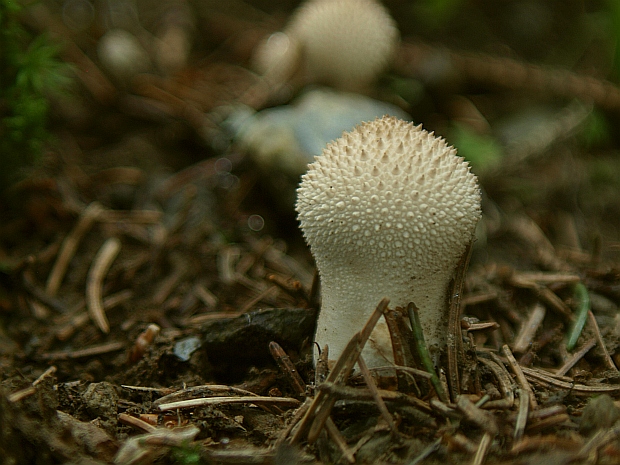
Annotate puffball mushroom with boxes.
[296,116,481,368]
[97,29,151,83]
[253,0,399,92]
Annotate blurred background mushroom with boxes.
[252,0,399,94]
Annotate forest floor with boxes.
[2,1,620,464]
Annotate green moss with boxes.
[0,0,72,192]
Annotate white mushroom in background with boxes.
[253,0,399,92]
[97,29,152,83]
[232,88,410,177]
[296,116,481,368]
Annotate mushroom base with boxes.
[312,284,449,370]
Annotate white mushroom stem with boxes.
[296,116,481,368]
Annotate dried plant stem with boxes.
[480,356,514,409]
[384,308,415,368]
[239,285,279,313]
[324,418,356,464]
[22,272,66,312]
[537,287,574,321]
[513,389,530,443]
[371,365,433,380]
[472,432,494,465]
[526,414,571,434]
[56,290,133,341]
[507,215,570,273]
[153,385,266,407]
[8,366,57,403]
[118,413,158,433]
[269,341,306,395]
[510,435,581,454]
[384,309,422,394]
[447,242,473,400]
[587,310,618,371]
[86,237,121,333]
[521,366,620,394]
[152,260,186,305]
[158,396,300,411]
[40,341,125,360]
[556,338,596,376]
[511,272,581,285]
[457,396,499,436]
[512,303,546,354]
[318,382,432,413]
[33,366,57,386]
[47,202,104,296]
[357,355,397,434]
[502,345,537,410]
[7,386,37,403]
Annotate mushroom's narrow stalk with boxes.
[296,116,481,368]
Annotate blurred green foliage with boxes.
[449,122,503,172]
[0,0,72,192]
[606,0,620,81]
[578,109,611,149]
[170,444,203,465]
[411,0,465,30]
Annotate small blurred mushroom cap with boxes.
[287,0,399,91]
[253,0,399,92]
[98,29,152,82]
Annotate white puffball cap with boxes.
[296,116,481,367]
[254,0,398,91]
[98,29,151,81]
[289,0,398,91]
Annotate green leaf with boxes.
[449,122,503,171]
